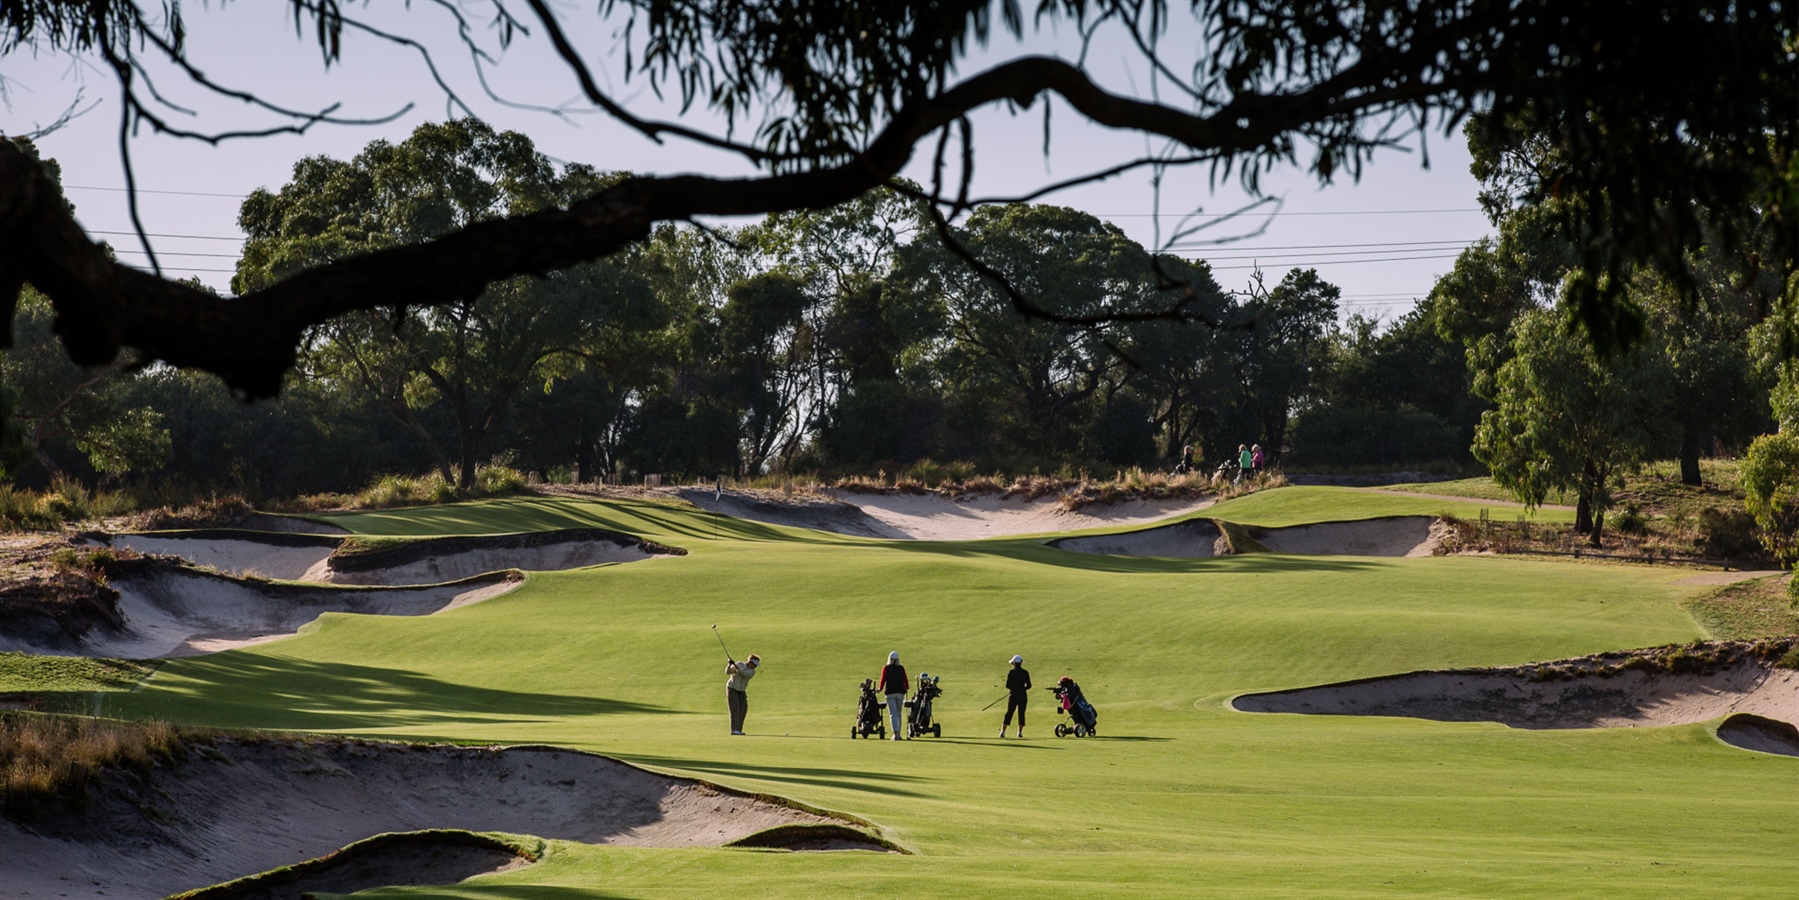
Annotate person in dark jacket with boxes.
[878,651,908,741]
[1001,654,1031,738]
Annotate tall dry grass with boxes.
[0,478,136,532]
[1,713,191,819]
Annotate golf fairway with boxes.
[107,493,1797,897]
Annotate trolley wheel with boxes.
[1055,724,1068,738]
[1074,723,1088,737]
[933,724,942,738]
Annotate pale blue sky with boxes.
[0,1,1492,322]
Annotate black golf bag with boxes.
[905,673,943,738]
[852,678,886,738]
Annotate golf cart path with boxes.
[0,738,875,899]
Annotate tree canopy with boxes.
[2,0,1793,397]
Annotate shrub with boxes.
[1696,507,1764,559]
[1614,502,1648,536]
[1742,432,1799,566]
[475,465,528,496]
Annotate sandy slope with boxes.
[1233,641,1799,743]
[92,527,672,586]
[1253,516,1450,557]
[1051,519,1228,558]
[0,566,522,658]
[0,738,858,899]
[1050,515,1448,558]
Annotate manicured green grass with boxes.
[1377,476,1539,503]
[1208,485,1576,527]
[94,495,1794,896]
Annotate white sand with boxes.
[323,538,660,586]
[100,532,340,580]
[1234,652,1799,732]
[1715,713,1799,756]
[1253,516,1448,557]
[1051,519,1227,558]
[0,568,521,658]
[830,491,1213,541]
[0,738,856,899]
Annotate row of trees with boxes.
[1,117,1791,508]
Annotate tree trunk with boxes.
[1679,429,1702,486]
[1575,493,1593,534]
[1588,508,1605,547]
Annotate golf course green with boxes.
[107,490,1795,896]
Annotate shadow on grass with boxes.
[923,541,1390,575]
[618,754,935,798]
[121,654,671,732]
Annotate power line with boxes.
[110,249,242,259]
[1203,252,1462,271]
[1190,246,1472,263]
[1167,237,1476,252]
[1101,207,1483,218]
[64,184,247,198]
[89,229,245,242]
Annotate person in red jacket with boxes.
[878,651,908,741]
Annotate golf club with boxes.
[980,692,1009,711]
[711,624,733,661]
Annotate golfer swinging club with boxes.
[716,626,759,735]
[1001,654,1031,738]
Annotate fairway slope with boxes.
[0,562,522,658]
[0,737,859,900]
[90,526,679,585]
[1235,639,1799,733]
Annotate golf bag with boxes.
[852,678,885,739]
[905,672,944,738]
[1050,677,1098,737]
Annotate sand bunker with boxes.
[0,562,522,658]
[0,737,874,899]
[675,487,1213,540]
[1233,640,1799,736]
[90,526,678,586]
[1250,516,1448,557]
[177,831,534,899]
[1050,518,1228,558]
[676,487,902,538]
[1049,515,1448,558]
[1715,713,1799,757]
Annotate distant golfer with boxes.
[878,651,908,741]
[1001,654,1031,738]
[1236,443,1251,483]
[725,653,760,735]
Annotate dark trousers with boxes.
[1003,692,1027,728]
[727,688,747,732]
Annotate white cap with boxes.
[1010,655,1024,665]
[889,651,899,662]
